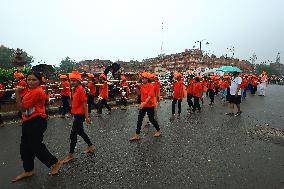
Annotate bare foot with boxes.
[62,153,74,164]
[129,134,141,141]
[154,131,161,137]
[12,171,34,182]
[84,145,96,153]
[49,160,63,176]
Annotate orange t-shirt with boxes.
[193,82,203,97]
[17,80,28,98]
[71,85,87,115]
[187,80,194,94]
[173,80,184,99]
[240,78,248,89]
[22,86,47,121]
[208,81,215,90]
[140,83,156,107]
[61,81,70,97]
[153,81,161,99]
[220,80,229,89]
[0,83,4,97]
[88,82,96,96]
[99,82,108,99]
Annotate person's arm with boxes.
[139,96,151,110]
[15,87,25,111]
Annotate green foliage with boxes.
[0,67,31,83]
[0,45,34,69]
[255,64,279,76]
[56,57,82,74]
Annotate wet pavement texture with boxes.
[1,85,284,189]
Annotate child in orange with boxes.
[171,73,184,119]
[97,73,111,115]
[63,71,95,164]
[192,77,203,112]
[130,72,161,141]
[13,72,62,182]
[60,75,71,118]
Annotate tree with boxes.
[57,57,81,74]
[0,45,33,69]
[255,64,279,76]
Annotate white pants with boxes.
[258,83,266,96]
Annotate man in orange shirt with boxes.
[13,72,62,182]
[192,77,203,112]
[60,75,70,118]
[87,74,96,113]
[97,73,111,115]
[63,71,95,164]
[171,73,184,119]
[130,72,161,141]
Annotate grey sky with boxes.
[1,0,283,66]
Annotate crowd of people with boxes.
[0,69,271,182]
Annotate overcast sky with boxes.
[1,0,283,65]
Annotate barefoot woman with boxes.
[63,71,95,163]
[13,72,62,182]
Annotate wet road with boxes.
[1,85,284,189]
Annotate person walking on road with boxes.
[13,72,63,182]
[130,72,161,141]
[226,71,242,116]
[62,71,96,164]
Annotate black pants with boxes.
[172,98,182,115]
[87,94,95,113]
[187,93,193,108]
[61,96,70,115]
[97,99,111,114]
[20,116,58,172]
[208,89,215,103]
[0,98,3,124]
[121,97,127,106]
[69,114,93,153]
[193,96,201,112]
[136,107,160,134]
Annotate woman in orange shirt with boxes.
[130,72,161,141]
[63,71,95,163]
[13,72,62,182]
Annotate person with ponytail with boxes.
[13,72,62,182]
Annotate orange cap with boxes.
[69,71,82,81]
[88,74,94,78]
[60,74,68,79]
[141,72,151,79]
[175,72,183,77]
[13,72,24,79]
